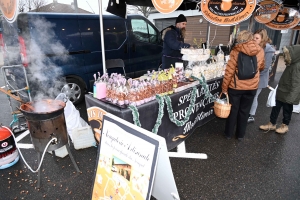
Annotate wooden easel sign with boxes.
[91,113,180,200]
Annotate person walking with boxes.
[222,30,265,141]
[161,14,190,69]
[259,45,300,134]
[248,29,275,123]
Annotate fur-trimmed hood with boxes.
[161,25,176,40]
[161,25,185,40]
[277,44,300,105]
[282,45,300,66]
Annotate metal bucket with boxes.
[19,99,68,152]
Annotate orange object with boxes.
[0,127,11,140]
[152,0,183,14]
[0,0,18,22]
[220,0,233,12]
[0,126,19,169]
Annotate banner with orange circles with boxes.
[265,7,300,30]
[254,0,281,24]
[152,0,183,14]
[201,0,257,26]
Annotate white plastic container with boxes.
[48,145,69,158]
[72,126,96,150]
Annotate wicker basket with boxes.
[214,92,231,118]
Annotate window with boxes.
[103,19,127,50]
[80,19,127,51]
[148,24,158,43]
[79,19,101,51]
[131,19,158,44]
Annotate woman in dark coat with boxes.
[260,45,300,134]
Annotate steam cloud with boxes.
[26,17,68,101]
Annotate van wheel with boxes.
[61,78,85,105]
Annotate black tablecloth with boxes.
[86,78,222,150]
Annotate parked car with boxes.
[12,12,162,104]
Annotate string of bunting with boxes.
[128,105,141,127]
[192,75,218,102]
[151,94,165,134]
[128,94,165,134]
[128,75,218,132]
[164,86,197,126]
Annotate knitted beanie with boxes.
[176,14,187,24]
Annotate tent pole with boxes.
[206,22,210,48]
[248,14,254,31]
[98,0,107,74]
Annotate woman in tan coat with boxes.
[222,30,265,140]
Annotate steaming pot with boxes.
[19,99,68,152]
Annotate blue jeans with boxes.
[249,88,262,116]
[270,99,293,125]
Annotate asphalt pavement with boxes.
[1,57,300,200]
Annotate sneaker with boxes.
[276,123,289,134]
[248,116,255,123]
[259,122,276,132]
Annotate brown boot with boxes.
[259,122,276,132]
[276,123,289,134]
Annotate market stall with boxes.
[86,77,222,150]
[86,42,227,150]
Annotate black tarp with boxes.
[106,0,199,18]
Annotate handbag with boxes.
[266,85,277,107]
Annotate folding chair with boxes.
[105,59,126,77]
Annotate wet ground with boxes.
[1,56,300,199]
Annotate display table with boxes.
[85,78,222,150]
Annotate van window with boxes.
[79,19,126,51]
[131,19,158,44]
[31,18,81,53]
[104,19,126,50]
[56,19,81,51]
[79,19,101,52]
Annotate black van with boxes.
[14,12,162,104]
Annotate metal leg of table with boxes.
[65,145,81,173]
[52,150,57,162]
[168,141,208,159]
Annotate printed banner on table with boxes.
[91,114,159,200]
[152,0,183,14]
[87,106,107,142]
[254,0,281,24]
[265,7,300,30]
[0,0,19,23]
[201,0,256,26]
